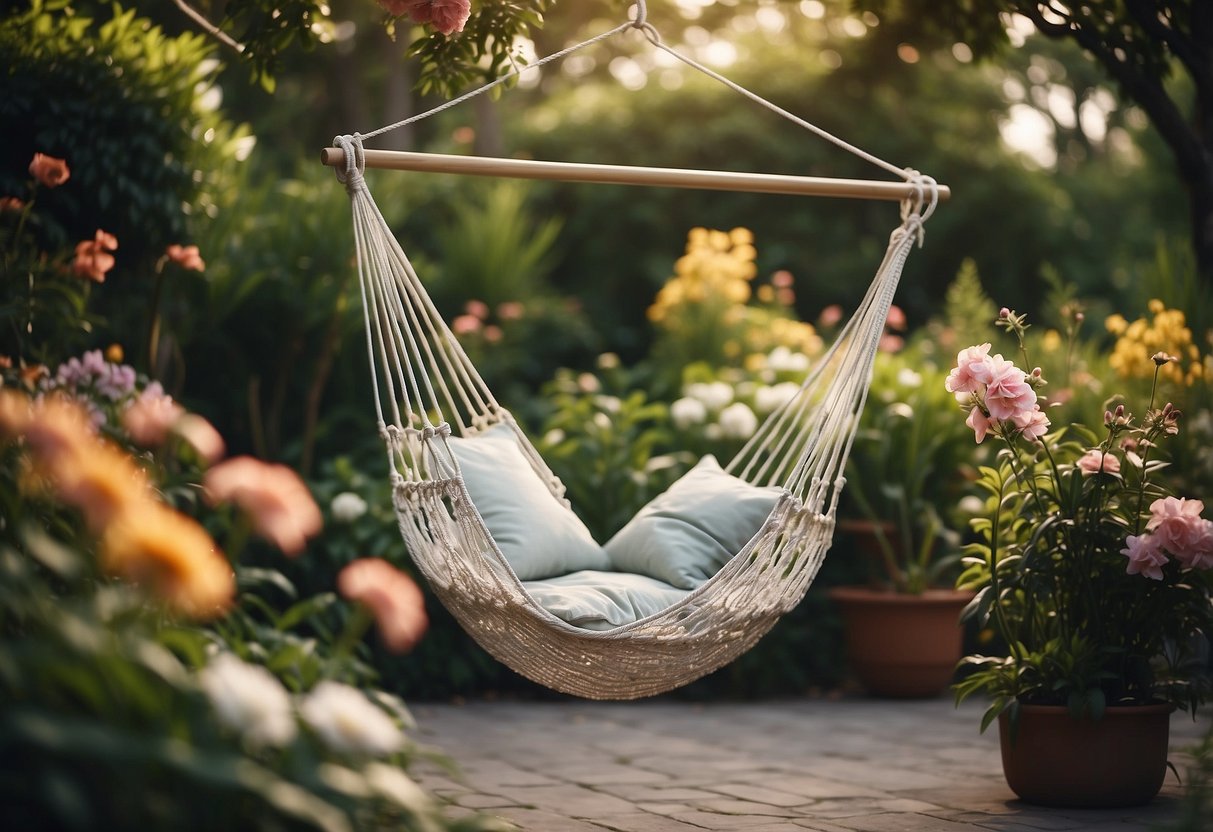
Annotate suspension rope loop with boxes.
[333,133,366,192]
[631,0,647,28]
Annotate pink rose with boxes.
[1075,448,1120,477]
[1176,519,1213,570]
[965,406,993,443]
[1147,497,1208,561]
[984,355,1036,420]
[1012,407,1050,442]
[945,343,993,398]
[1121,534,1167,580]
[122,391,184,447]
[379,0,470,34]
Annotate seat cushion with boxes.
[447,424,609,581]
[523,570,690,631]
[604,455,783,589]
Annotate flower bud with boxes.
[999,307,1010,319]
[1152,352,1177,366]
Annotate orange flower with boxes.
[0,196,26,212]
[0,389,32,437]
[338,558,428,653]
[101,504,233,619]
[204,456,322,555]
[73,230,118,283]
[166,244,205,272]
[29,153,70,188]
[19,396,146,532]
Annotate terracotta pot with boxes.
[829,586,973,698]
[998,703,1172,808]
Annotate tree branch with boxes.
[1021,5,1204,178]
[1123,0,1209,89]
[172,0,245,55]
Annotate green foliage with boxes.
[0,1,249,265]
[1169,719,1213,832]
[843,343,979,592]
[406,1,554,96]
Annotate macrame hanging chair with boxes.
[324,1,946,700]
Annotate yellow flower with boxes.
[729,227,754,246]
[1042,329,1062,353]
[1105,314,1128,336]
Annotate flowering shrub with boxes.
[950,309,1213,728]
[648,227,823,385]
[1107,299,1210,388]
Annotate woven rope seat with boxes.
[325,2,945,700]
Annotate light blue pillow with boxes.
[604,455,783,589]
[523,570,690,631]
[447,424,610,581]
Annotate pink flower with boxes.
[176,414,226,465]
[1011,407,1050,442]
[73,230,118,283]
[338,558,429,653]
[1122,534,1168,580]
[29,153,70,188]
[122,391,184,447]
[984,355,1036,420]
[1177,519,1213,570]
[885,304,907,331]
[1147,497,1208,559]
[965,406,993,443]
[166,244,205,272]
[878,333,904,353]
[382,0,470,34]
[205,457,322,556]
[497,301,525,321]
[464,299,490,319]
[452,314,481,335]
[0,196,26,212]
[818,304,843,328]
[1076,448,1120,477]
[945,343,993,398]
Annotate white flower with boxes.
[365,763,430,810]
[767,346,810,374]
[686,381,733,411]
[300,681,405,756]
[200,653,296,747]
[331,492,368,523]
[719,402,759,439]
[595,395,622,414]
[670,396,708,429]
[896,367,923,388]
[754,382,801,414]
[542,428,566,446]
[958,495,985,515]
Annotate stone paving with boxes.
[412,697,1209,832]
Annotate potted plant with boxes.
[949,308,1213,808]
[830,343,978,698]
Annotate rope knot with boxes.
[332,133,366,193]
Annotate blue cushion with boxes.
[604,455,782,589]
[523,570,690,631]
[447,424,610,581]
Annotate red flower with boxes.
[166,244,205,272]
[29,153,70,188]
[73,230,118,283]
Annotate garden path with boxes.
[412,697,1207,832]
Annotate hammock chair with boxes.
[323,1,945,700]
